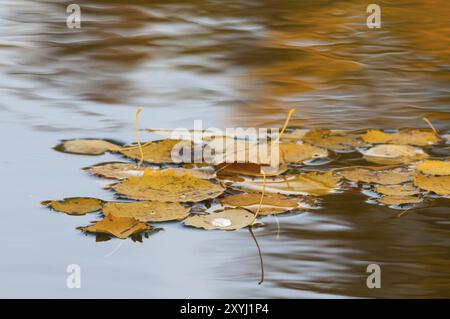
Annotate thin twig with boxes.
[249,227,264,285]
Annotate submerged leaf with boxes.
[183,209,254,230]
[41,197,104,216]
[228,171,340,196]
[361,129,439,146]
[340,167,415,185]
[102,201,190,222]
[413,173,450,196]
[280,142,328,163]
[374,184,419,196]
[302,129,365,152]
[377,196,422,206]
[415,160,450,176]
[57,139,121,155]
[113,168,225,202]
[116,139,194,164]
[362,144,428,164]
[79,215,150,239]
[220,193,308,215]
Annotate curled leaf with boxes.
[362,144,428,164]
[113,168,225,202]
[413,173,450,196]
[79,215,150,239]
[41,197,104,216]
[415,160,450,176]
[183,209,254,230]
[361,129,439,146]
[102,201,190,222]
[56,139,121,155]
[340,168,415,185]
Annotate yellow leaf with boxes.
[377,196,422,206]
[414,173,450,196]
[361,129,439,146]
[362,144,428,164]
[280,142,328,163]
[220,193,310,216]
[79,215,150,239]
[340,168,415,185]
[204,137,281,166]
[183,209,254,230]
[374,184,419,196]
[102,201,190,222]
[113,168,225,202]
[228,171,340,196]
[216,163,287,177]
[56,139,121,155]
[41,197,104,216]
[86,162,145,180]
[415,160,450,176]
[302,129,365,152]
[86,162,215,180]
[116,139,194,164]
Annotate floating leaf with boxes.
[183,209,254,230]
[280,129,309,140]
[302,129,365,152]
[415,160,450,176]
[280,142,328,163]
[102,201,190,222]
[374,184,419,196]
[413,173,450,196]
[220,193,307,215]
[113,168,225,202]
[216,163,287,177]
[86,162,145,180]
[228,171,340,196]
[87,162,215,180]
[41,197,104,216]
[377,196,422,206]
[362,144,428,164]
[340,168,415,185]
[116,139,194,164]
[56,139,121,155]
[361,129,439,146]
[204,137,281,166]
[79,215,150,239]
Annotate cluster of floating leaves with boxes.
[42,126,450,240]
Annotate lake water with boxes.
[0,0,449,298]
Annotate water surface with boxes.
[0,0,449,298]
